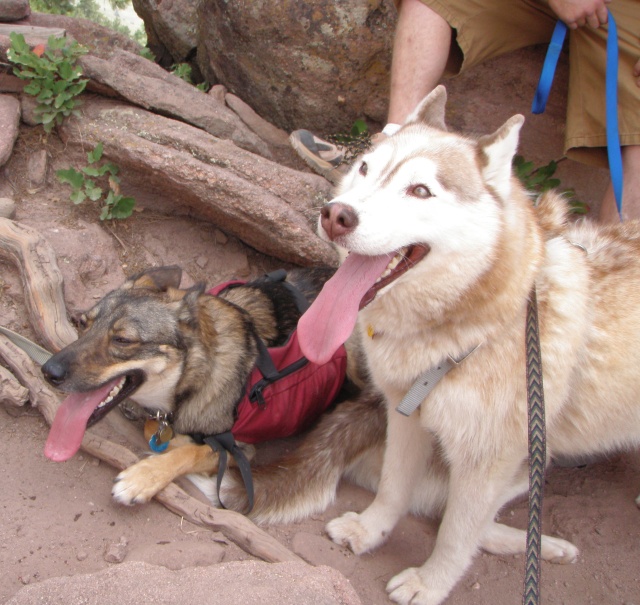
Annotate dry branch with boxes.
[0,218,77,352]
[0,364,29,406]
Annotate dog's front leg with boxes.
[326,408,431,554]
[386,461,516,605]
[112,442,219,505]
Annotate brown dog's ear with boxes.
[125,266,183,291]
[404,85,448,131]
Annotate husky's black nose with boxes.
[41,357,68,386]
[321,202,358,241]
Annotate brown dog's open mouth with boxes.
[359,244,430,309]
[45,371,145,462]
[87,371,145,427]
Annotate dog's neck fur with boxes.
[360,179,545,395]
[170,282,303,436]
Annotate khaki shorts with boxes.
[414,0,640,167]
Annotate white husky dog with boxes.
[297,85,640,605]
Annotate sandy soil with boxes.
[1,108,640,605]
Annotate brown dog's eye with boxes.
[112,336,135,346]
[408,184,432,199]
[359,161,368,176]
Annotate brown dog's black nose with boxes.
[41,357,68,386]
[320,202,359,241]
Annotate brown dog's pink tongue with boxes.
[298,252,392,364]
[44,378,121,462]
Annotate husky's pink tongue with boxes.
[298,252,393,364]
[44,378,121,462]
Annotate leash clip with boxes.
[149,412,174,452]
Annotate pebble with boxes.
[104,536,129,563]
[0,197,16,219]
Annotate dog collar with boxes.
[396,344,481,416]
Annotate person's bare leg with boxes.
[599,145,640,223]
[387,0,452,125]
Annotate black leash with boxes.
[523,288,546,605]
[197,432,255,514]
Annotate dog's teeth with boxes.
[376,250,406,283]
[97,377,126,409]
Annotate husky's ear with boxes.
[477,114,525,199]
[404,85,447,131]
[125,266,183,291]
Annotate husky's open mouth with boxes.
[45,370,145,462]
[297,243,430,365]
[359,244,430,309]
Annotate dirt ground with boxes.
[2,81,640,604]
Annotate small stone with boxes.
[0,197,16,219]
[214,229,228,245]
[104,536,128,563]
[76,550,88,561]
[195,255,208,268]
[27,149,48,187]
[208,84,227,105]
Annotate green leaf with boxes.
[9,32,26,51]
[103,162,119,176]
[81,166,103,177]
[23,81,42,95]
[56,167,85,189]
[58,61,73,80]
[350,119,368,137]
[100,206,111,221]
[87,142,103,164]
[110,196,136,219]
[70,189,86,204]
[85,183,103,201]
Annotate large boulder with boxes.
[196,0,397,134]
[132,0,198,66]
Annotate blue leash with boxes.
[532,11,623,219]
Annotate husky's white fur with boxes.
[311,86,640,605]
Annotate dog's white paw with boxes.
[326,511,386,554]
[541,535,579,564]
[112,458,168,505]
[386,567,449,605]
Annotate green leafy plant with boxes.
[7,33,88,133]
[56,143,136,220]
[327,119,372,165]
[170,62,210,92]
[513,155,589,215]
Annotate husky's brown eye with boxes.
[359,161,368,176]
[112,336,135,346]
[408,184,432,199]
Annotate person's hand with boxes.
[548,0,611,29]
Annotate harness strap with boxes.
[199,431,255,515]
